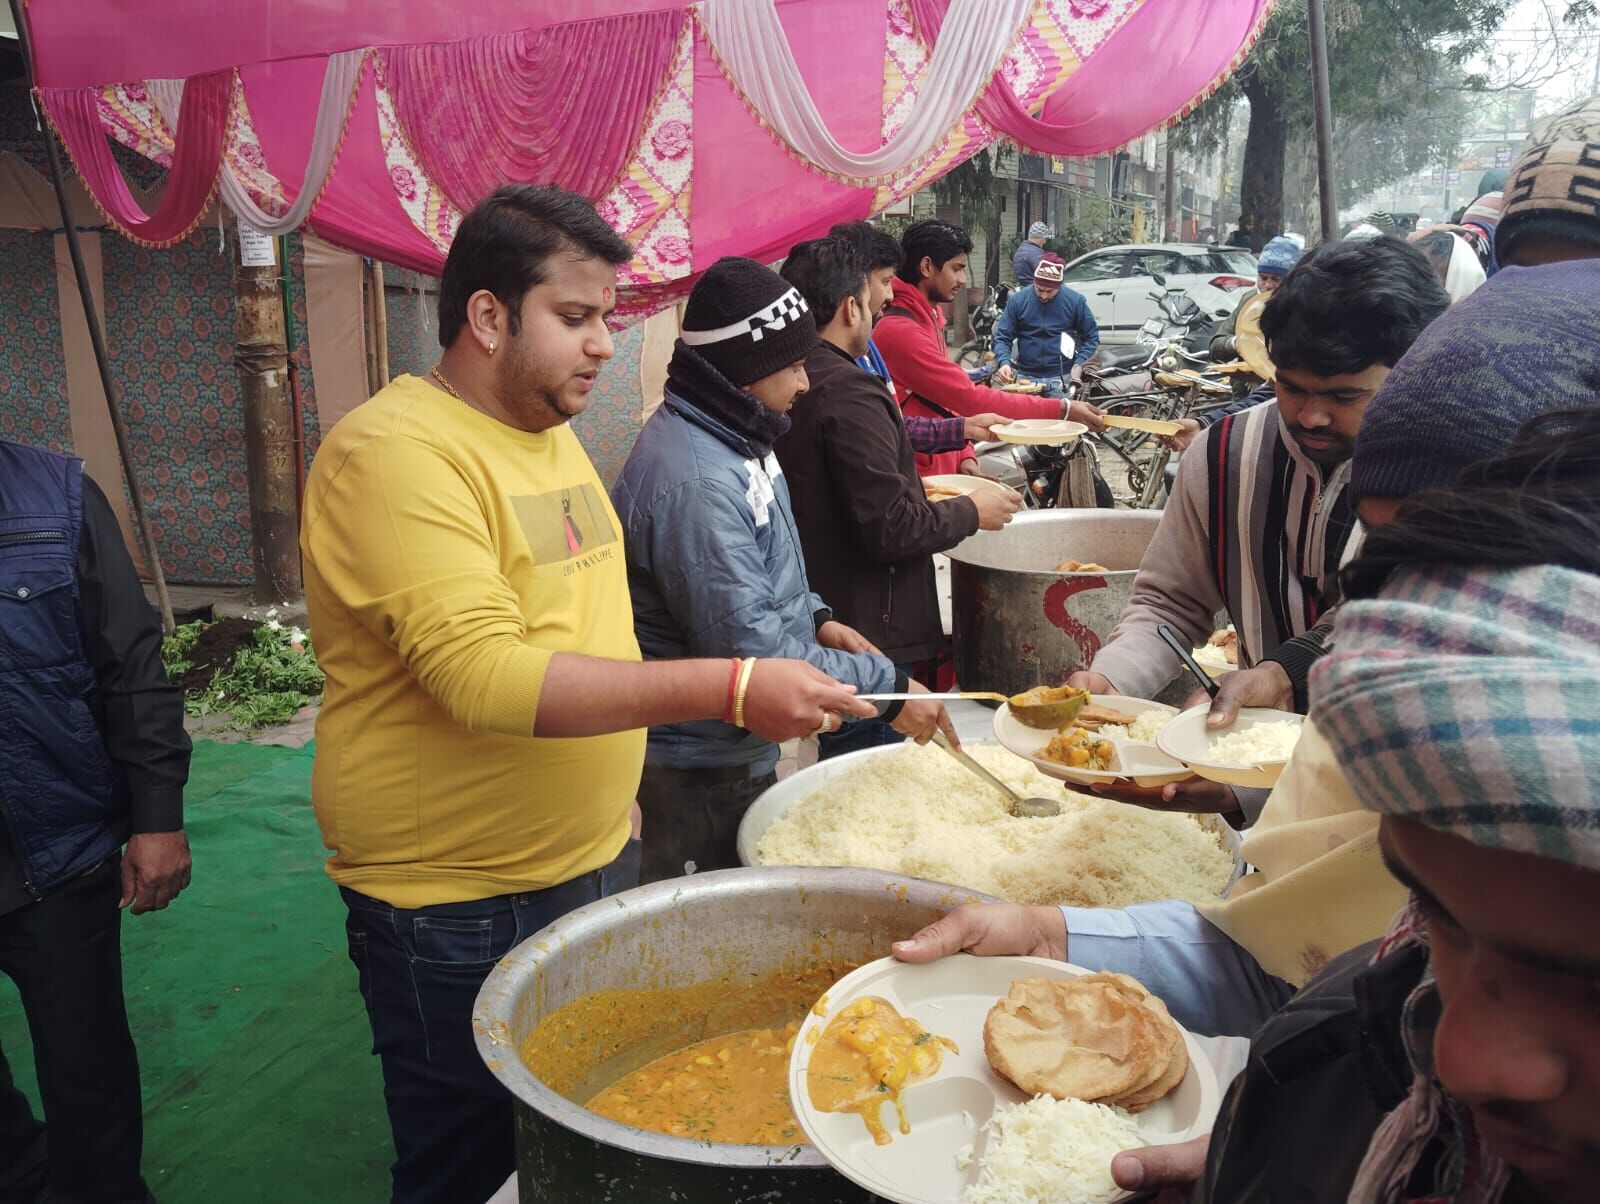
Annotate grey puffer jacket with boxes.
[612,392,896,772]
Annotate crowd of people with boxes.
[0,90,1596,1204]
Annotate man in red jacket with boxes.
[873,220,1106,477]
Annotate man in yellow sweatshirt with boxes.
[300,185,872,1204]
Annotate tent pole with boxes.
[9,0,175,634]
[1307,0,1339,242]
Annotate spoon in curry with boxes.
[930,730,1060,819]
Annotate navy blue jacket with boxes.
[0,442,132,892]
[992,284,1101,377]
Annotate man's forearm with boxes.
[533,654,729,738]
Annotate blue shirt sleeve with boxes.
[991,293,1019,367]
[1060,900,1296,1037]
[1071,291,1100,366]
[1196,381,1275,429]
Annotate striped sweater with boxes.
[1092,403,1361,700]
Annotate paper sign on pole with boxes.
[238,223,277,268]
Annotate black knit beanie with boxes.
[1350,260,1600,505]
[679,257,820,387]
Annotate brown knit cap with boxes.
[1497,93,1600,264]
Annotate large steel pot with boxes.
[948,509,1160,698]
[474,867,991,1203]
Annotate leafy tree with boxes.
[933,146,1012,285]
[1177,0,1540,247]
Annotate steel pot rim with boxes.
[471,865,991,1169]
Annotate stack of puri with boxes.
[982,973,1188,1112]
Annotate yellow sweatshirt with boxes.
[301,375,644,907]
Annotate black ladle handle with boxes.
[1158,623,1219,698]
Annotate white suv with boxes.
[1058,243,1258,345]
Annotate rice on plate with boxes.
[1207,721,1301,766]
[754,744,1234,908]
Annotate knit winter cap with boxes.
[1349,259,1600,505]
[679,257,820,387]
[1312,562,1600,869]
[1461,191,1503,230]
[1028,221,1053,240]
[1364,210,1397,233]
[1255,235,1300,276]
[1497,92,1600,265]
[1033,253,1065,283]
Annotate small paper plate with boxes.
[1156,705,1306,789]
[991,695,1191,788]
[788,954,1220,1204]
[922,474,1011,498]
[989,419,1087,447]
[1102,414,1182,437]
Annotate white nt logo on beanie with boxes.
[680,288,811,347]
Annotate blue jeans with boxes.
[1016,372,1070,399]
[341,838,641,1204]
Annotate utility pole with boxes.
[233,225,302,603]
[1162,139,1177,241]
[1306,0,1338,242]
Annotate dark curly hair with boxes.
[1261,237,1449,377]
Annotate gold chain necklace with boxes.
[430,364,463,401]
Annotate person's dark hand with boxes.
[741,660,875,742]
[121,830,192,914]
[1160,417,1202,452]
[1066,398,1107,432]
[891,902,1067,963]
[1204,662,1294,727]
[1088,776,1238,814]
[890,679,958,747]
[963,413,1010,442]
[969,484,1022,531]
[816,620,881,657]
[1065,670,1114,694]
[1112,1133,1211,1199]
[958,457,985,477]
[995,363,1016,385]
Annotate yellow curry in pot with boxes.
[587,1021,804,1144]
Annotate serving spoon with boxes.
[930,730,1060,819]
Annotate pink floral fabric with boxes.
[377,9,686,211]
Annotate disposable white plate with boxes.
[789,954,1220,1204]
[992,695,1190,788]
[989,419,1087,447]
[1156,705,1306,790]
[921,474,1011,498]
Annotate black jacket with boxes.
[775,341,980,664]
[1200,939,1419,1202]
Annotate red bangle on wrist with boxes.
[722,657,742,724]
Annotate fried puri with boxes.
[982,974,1187,1113]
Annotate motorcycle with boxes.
[955,282,1011,368]
[973,333,1115,510]
[1092,274,1221,376]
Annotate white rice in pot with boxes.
[755,744,1234,908]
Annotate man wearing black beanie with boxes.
[612,257,954,884]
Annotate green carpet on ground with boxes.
[0,740,392,1202]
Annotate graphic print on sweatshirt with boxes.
[512,484,619,575]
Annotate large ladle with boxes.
[930,730,1061,818]
[858,685,1089,731]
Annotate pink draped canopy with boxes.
[26,0,1272,323]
